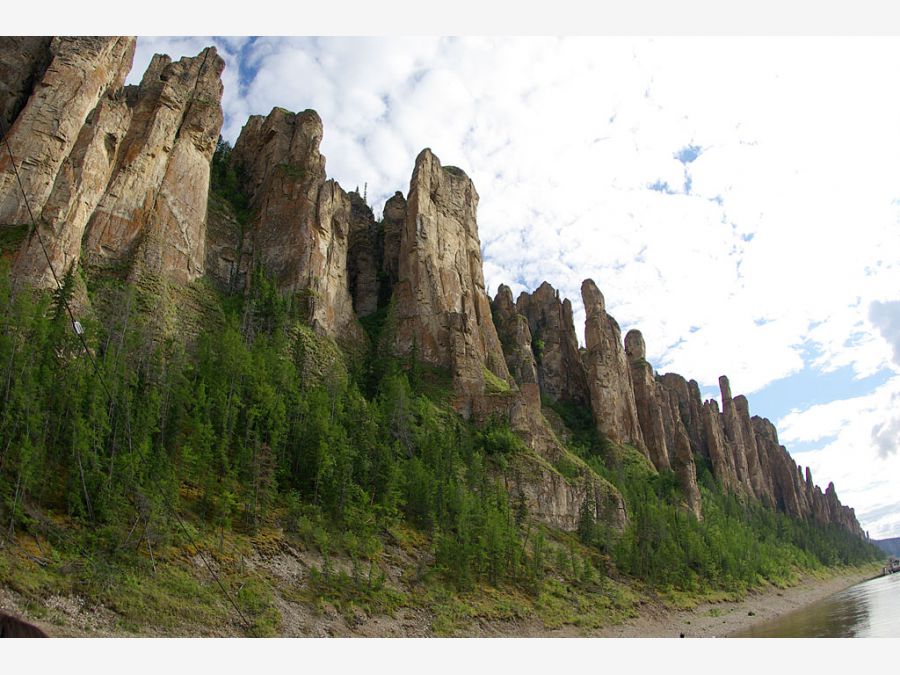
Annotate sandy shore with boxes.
[593,567,878,638]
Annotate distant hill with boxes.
[874,537,900,556]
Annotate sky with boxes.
[130,36,900,540]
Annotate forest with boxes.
[0,248,880,634]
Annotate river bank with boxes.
[592,565,881,638]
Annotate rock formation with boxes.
[347,190,379,318]
[514,281,590,405]
[0,38,226,296]
[230,107,362,344]
[581,279,645,449]
[0,37,52,129]
[0,37,136,285]
[625,329,701,518]
[492,284,539,387]
[0,36,867,541]
[392,148,510,398]
[82,47,224,284]
[624,329,670,470]
[380,191,405,292]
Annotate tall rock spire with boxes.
[393,148,510,398]
[581,279,645,449]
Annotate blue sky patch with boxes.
[675,144,703,165]
[751,364,892,424]
[648,180,675,194]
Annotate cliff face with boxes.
[392,149,510,397]
[0,37,225,293]
[513,282,590,406]
[0,37,866,541]
[229,108,363,344]
[581,279,645,450]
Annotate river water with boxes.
[735,572,900,637]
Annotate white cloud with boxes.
[777,376,900,538]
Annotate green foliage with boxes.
[546,390,880,593]
[531,336,545,364]
[0,223,30,254]
[482,366,510,394]
[210,137,251,227]
[0,258,880,634]
[275,163,308,179]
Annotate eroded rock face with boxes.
[662,387,702,519]
[470,381,627,532]
[0,37,136,285]
[582,279,645,449]
[230,107,362,344]
[392,148,510,396]
[701,399,739,493]
[752,416,803,519]
[381,191,405,292]
[76,47,224,286]
[231,108,326,289]
[719,376,753,491]
[492,284,539,387]
[659,372,706,459]
[733,394,774,507]
[625,329,700,517]
[0,37,135,227]
[624,329,669,469]
[516,281,590,405]
[347,190,379,318]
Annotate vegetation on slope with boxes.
[0,153,882,634]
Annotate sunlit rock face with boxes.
[392,148,510,396]
[82,47,225,285]
[0,37,136,286]
[230,107,362,344]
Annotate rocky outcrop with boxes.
[392,148,510,398]
[515,281,590,405]
[718,376,754,492]
[733,394,774,507]
[381,190,405,292]
[230,107,362,344]
[624,329,669,469]
[83,47,225,284]
[659,373,706,459]
[347,190,379,318]
[661,387,702,519]
[752,416,804,519]
[0,38,135,226]
[492,284,539,387]
[701,399,740,493]
[1,40,226,292]
[582,279,645,449]
[626,329,701,517]
[0,37,136,285]
[230,108,324,288]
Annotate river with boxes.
[734,571,900,637]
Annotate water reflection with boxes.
[736,573,900,637]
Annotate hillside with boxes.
[873,538,900,556]
[0,37,881,636]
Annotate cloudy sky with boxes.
[132,36,900,539]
